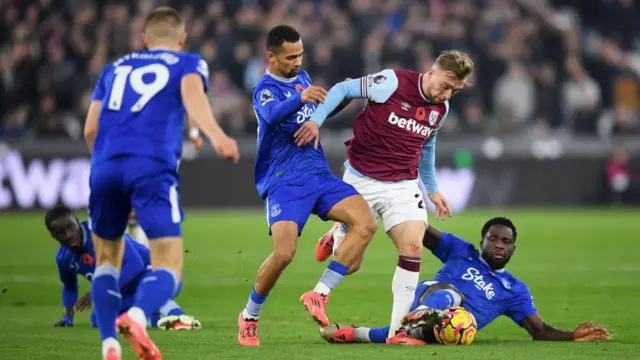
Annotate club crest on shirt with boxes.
[260,89,275,106]
[500,277,511,290]
[428,110,439,126]
[270,203,281,218]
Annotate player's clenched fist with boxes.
[301,85,327,106]
[212,135,240,164]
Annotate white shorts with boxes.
[343,167,428,232]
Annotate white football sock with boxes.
[313,282,332,296]
[127,306,148,328]
[131,225,149,247]
[102,337,121,357]
[242,308,258,321]
[388,266,419,337]
[354,327,373,343]
[331,223,347,255]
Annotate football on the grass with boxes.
[433,306,478,345]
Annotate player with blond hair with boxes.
[295,51,474,345]
[84,6,238,360]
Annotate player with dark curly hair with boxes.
[320,217,610,345]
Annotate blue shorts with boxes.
[264,172,359,235]
[89,157,183,241]
[410,281,431,311]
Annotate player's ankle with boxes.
[242,309,259,321]
[126,307,148,328]
[102,337,121,357]
[313,282,331,296]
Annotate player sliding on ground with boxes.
[46,206,201,331]
[83,6,239,360]
[295,51,472,344]
[238,25,377,346]
[319,218,611,344]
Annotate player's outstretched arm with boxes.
[255,85,326,125]
[418,136,452,221]
[520,314,610,341]
[55,262,78,327]
[294,78,365,148]
[326,78,353,119]
[295,70,398,147]
[181,74,239,163]
[307,79,364,127]
[308,69,398,127]
[83,100,102,154]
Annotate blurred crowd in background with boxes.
[1,0,640,140]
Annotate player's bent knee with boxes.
[363,216,378,238]
[270,221,300,268]
[272,247,297,268]
[400,241,423,257]
[149,236,183,275]
[351,215,377,242]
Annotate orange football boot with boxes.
[320,323,357,343]
[386,329,427,345]
[300,291,330,326]
[401,306,451,329]
[103,347,121,360]
[238,312,260,347]
[315,223,339,262]
[115,314,162,360]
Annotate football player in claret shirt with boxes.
[296,51,473,344]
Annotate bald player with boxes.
[84,6,239,360]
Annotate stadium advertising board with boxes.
[0,149,608,211]
[0,151,91,210]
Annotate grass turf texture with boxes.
[0,209,638,359]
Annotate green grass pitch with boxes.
[0,208,638,359]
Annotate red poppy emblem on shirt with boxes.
[415,107,426,121]
[82,254,94,265]
[295,84,304,92]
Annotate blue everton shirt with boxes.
[90,49,209,168]
[428,232,538,329]
[252,69,331,198]
[55,221,150,308]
